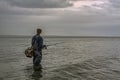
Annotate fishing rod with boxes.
[46,42,64,47]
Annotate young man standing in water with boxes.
[31,28,47,67]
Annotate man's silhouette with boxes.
[31,28,47,67]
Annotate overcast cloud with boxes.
[3,0,72,8]
[0,0,120,36]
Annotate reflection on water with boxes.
[24,65,42,80]
[32,65,43,80]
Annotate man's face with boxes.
[37,29,42,34]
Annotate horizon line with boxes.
[0,35,120,38]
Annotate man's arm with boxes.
[38,37,47,49]
[31,36,35,47]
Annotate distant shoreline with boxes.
[0,35,120,38]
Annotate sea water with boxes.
[0,37,120,80]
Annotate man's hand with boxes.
[43,45,47,49]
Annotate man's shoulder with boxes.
[38,36,43,40]
[32,35,36,38]
[33,35,43,39]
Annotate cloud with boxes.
[109,0,120,8]
[3,0,72,8]
[0,0,120,16]
[0,0,73,15]
[0,0,120,36]
[0,0,63,15]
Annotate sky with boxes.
[0,0,120,36]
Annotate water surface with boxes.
[0,37,120,80]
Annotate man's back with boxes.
[32,35,43,51]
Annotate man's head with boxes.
[36,28,42,35]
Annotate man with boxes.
[31,28,47,66]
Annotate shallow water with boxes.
[0,37,120,80]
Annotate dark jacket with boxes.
[32,35,43,51]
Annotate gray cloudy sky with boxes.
[0,0,120,36]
